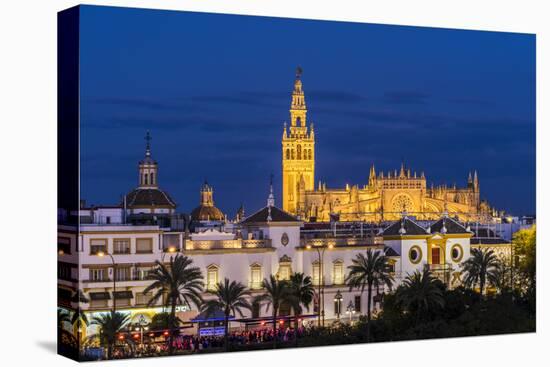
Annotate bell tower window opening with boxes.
[297,145,302,160]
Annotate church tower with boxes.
[282,67,315,214]
[138,131,158,188]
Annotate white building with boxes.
[58,134,511,339]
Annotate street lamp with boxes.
[345,300,356,324]
[161,245,177,262]
[334,290,343,319]
[306,243,333,327]
[96,250,117,314]
[134,324,149,350]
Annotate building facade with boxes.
[59,119,513,343]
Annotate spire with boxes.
[138,131,158,188]
[473,170,479,190]
[267,174,275,207]
[468,171,473,184]
[236,203,245,222]
[145,130,152,157]
[369,164,376,185]
[290,66,307,127]
[399,161,406,177]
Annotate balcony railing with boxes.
[185,239,272,251]
[301,237,382,248]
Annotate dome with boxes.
[125,188,176,209]
[190,205,225,221]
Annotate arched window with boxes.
[206,265,219,291]
[312,260,321,286]
[291,149,295,160]
[286,149,290,160]
[332,260,344,285]
[150,172,155,185]
[250,263,262,289]
[144,173,149,185]
[297,145,302,160]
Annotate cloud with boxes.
[86,97,201,112]
[448,97,492,106]
[382,91,430,105]
[308,90,366,103]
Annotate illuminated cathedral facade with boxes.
[282,69,496,223]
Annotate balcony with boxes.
[185,238,272,251]
[301,236,382,248]
[426,263,453,284]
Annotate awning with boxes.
[89,292,111,300]
[191,308,234,322]
[113,291,133,299]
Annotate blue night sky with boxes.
[79,5,536,217]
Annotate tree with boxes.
[71,308,89,344]
[91,311,130,359]
[254,275,290,348]
[144,254,204,355]
[461,248,500,296]
[288,272,314,345]
[346,250,394,324]
[513,226,536,289]
[396,268,444,325]
[201,278,252,351]
[58,308,71,330]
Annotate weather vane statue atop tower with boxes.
[296,66,303,79]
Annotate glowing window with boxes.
[312,261,321,285]
[250,264,262,289]
[206,265,219,291]
[333,260,344,285]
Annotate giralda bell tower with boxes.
[282,67,315,214]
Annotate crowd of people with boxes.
[83,325,309,359]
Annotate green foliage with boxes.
[296,287,534,347]
[395,268,444,325]
[514,226,536,287]
[91,311,131,359]
[461,248,500,296]
[144,254,204,354]
[201,278,252,351]
[58,308,71,328]
[288,272,314,315]
[346,250,394,322]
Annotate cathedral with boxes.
[281,68,496,223]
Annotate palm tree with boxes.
[254,275,290,348]
[461,248,500,296]
[58,308,71,330]
[288,272,314,345]
[201,278,252,351]
[71,308,89,344]
[346,250,394,324]
[396,268,444,325]
[144,254,204,355]
[91,311,130,359]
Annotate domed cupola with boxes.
[190,181,225,222]
[124,132,176,213]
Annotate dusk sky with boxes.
[79,5,536,217]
